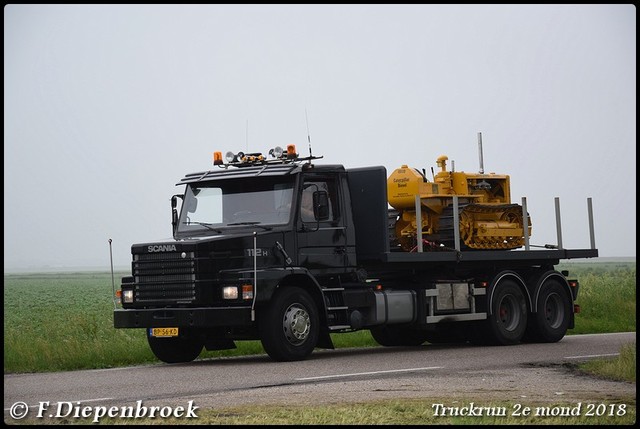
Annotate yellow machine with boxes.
[387,137,531,251]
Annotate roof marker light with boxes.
[213,151,223,165]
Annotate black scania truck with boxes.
[113,143,598,363]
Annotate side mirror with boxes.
[313,191,330,220]
[171,194,184,237]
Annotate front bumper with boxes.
[114,306,253,328]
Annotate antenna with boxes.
[108,238,116,309]
[305,108,312,159]
[246,119,249,152]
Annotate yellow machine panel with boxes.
[387,154,531,251]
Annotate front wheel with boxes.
[259,287,319,361]
[146,329,203,364]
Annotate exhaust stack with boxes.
[477,132,484,174]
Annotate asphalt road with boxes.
[4,332,636,423]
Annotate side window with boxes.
[301,180,338,222]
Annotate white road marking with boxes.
[564,353,620,359]
[295,366,443,381]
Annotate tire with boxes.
[146,329,203,364]
[525,279,572,343]
[370,325,429,346]
[259,287,319,362]
[480,279,528,345]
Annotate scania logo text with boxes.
[148,245,177,252]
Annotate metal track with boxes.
[438,203,526,250]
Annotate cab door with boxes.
[296,176,349,277]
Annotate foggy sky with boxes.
[4,4,636,271]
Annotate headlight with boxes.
[122,290,134,304]
[222,286,239,300]
[270,146,284,158]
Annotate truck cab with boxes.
[115,146,367,362]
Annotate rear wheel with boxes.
[525,279,572,343]
[147,329,203,364]
[259,287,319,361]
[476,279,528,345]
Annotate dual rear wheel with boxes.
[473,277,572,345]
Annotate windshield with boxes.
[176,176,295,235]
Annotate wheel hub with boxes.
[283,304,310,345]
[498,294,521,331]
[543,293,564,328]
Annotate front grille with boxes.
[133,251,197,304]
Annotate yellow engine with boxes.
[387,154,532,251]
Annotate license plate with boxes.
[150,327,179,337]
